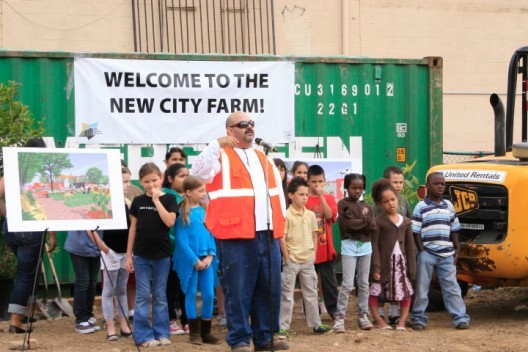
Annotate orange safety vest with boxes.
[205,147,285,240]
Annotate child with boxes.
[173,176,219,345]
[91,167,133,340]
[411,172,470,330]
[64,230,101,334]
[376,166,412,218]
[165,146,187,166]
[374,166,412,325]
[278,177,330,339]
[333,173,376,332]
[306,165,338,319]
[369,179,416,331]
[126,163,179,347]
[273,158,288,203]
[291,161,309,180]
[162,163,190,335]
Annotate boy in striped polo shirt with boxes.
[410,172,470,330]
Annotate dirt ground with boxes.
[1,287,528,352]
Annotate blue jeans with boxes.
[133,256,170,344]
[411,250,470,327]
[185,263,215,319]
[218,231,281,348]
[4,229,44,315]
[69,253,100,324]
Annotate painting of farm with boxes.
[18,152,113,221]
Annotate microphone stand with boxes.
[262,145,275,352]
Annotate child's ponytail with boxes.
[179,175,205,225]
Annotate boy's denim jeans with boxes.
[411,250,470,327]
[218,231,281,348]
[69,253,100,324]
[133,256,170,343]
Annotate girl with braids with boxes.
[369,179,416,331]
[333,173,376,332]
[173,176,219,345]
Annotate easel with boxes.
[20,228,48,351]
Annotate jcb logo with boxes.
[449,186,479,215]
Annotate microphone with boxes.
[255,138,278,152]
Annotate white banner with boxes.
[74,58,295,144]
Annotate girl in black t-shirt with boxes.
[125,163,179,347]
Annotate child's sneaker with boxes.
[357,313,373,330]
[333,314,345,333]
[87,317,101,331]
[318,298,327,314]
[75,321,95,334]
[170,320,185,335]
[138,340,160,347]
[313,324,330,334]
[217,314,227,327]
[276,329,290,340]
[159,337,171,345]
[183,324,190,334]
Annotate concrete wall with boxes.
[1,0,528,151]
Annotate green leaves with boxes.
[401,160,420,206]
[0,81,44,175]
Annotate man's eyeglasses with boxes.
[228,120,255,129]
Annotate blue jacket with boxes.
[64,230,100,257]
[173,206,217,293]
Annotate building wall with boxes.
[0,0,133,52]
[1,0,527,151]
[274,0,528,151]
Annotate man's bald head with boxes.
[225,111,254,148]
[226,111,250,127]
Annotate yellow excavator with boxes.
[429,47,528,296]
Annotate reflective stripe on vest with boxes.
[208,149,282,200]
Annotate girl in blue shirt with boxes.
[173,176,219,345]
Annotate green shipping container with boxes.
[0,51,442,284]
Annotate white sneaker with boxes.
[75,321,95,334]
[87,317,101,331]
[159,337,171,346]
[170,320,185,335]
[333,314,345,333]
[139,340,160,347]
[358,313,373,330]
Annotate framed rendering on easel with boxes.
[3,147,127,232]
